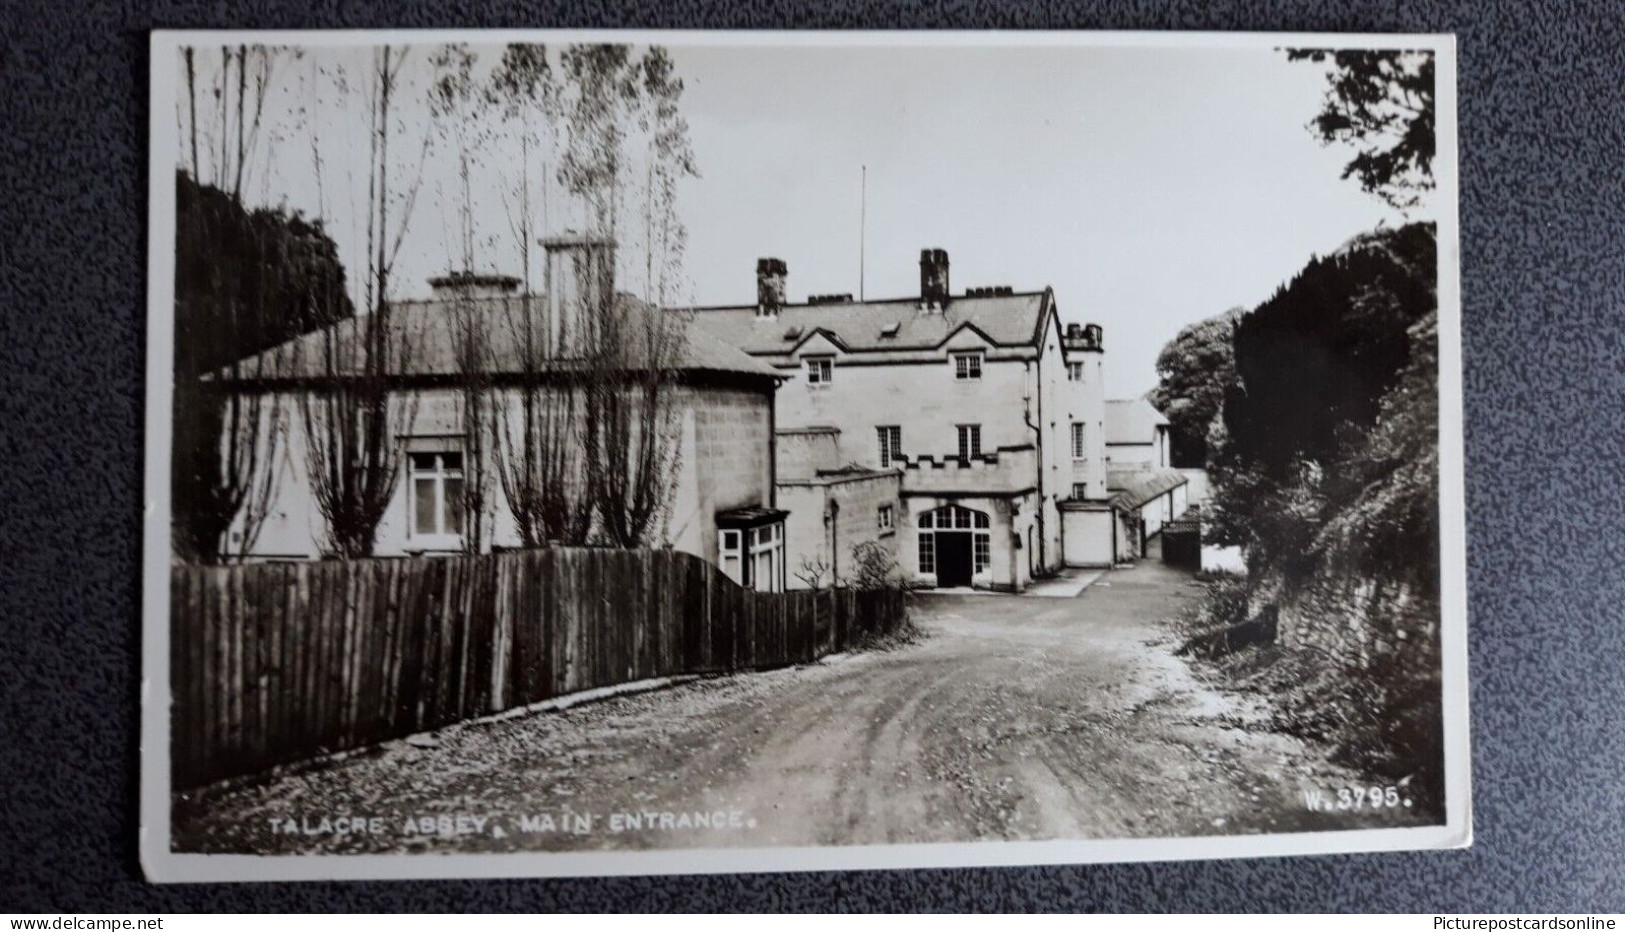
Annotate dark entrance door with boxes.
[936,532,973,588]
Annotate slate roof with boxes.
[685,290,1056,362]
[1105,397,1170,446]
[1107,469,1189,511]
[215,293,781,385]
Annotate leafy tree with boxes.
[1220,223,1437,486]
[1149,307,1244,468]
[1286,49,1436,210]
[1200,223,1443,802]
[1188,48,1445,804]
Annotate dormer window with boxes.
[953,352,983,380]
[805,356,834,387]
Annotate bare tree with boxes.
[298,45,429,558]
[633,46,697,310]
[427,43,499,555]
[590,295,688,547]
[796,555,833,592]
[484,44,595,547]
[178,45,286,201]
[555,44,698,547]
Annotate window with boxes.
[719,529,742,583]
[878,504,895,532]
[1067,361,1084,381]
[719,523,784,591]
[877,425,903,467]
[916,504,992,580]
[917,504,990,531]
[953,352,983,380]
[956,424,982,460]
[1071,422,1088,460]
[408,450,465,539]
[1072,483,1088,500]
[805,356,833,386]
[748,523,784,592]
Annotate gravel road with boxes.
[173,555,1432,854]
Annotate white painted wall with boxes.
[229,383,775,566]
[769,323,1099,584]
[1178,467,1211,507]
[1065,350,1109,501]
[1061,507,1115,567]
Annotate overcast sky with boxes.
[182,39,1415,398]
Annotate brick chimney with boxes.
[757,258,788,319]
[1062,321,1105,352]
[541,232,616,355]
[919,248,950,310]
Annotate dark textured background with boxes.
[3,0,1623,912]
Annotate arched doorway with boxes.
[917,504,991,588]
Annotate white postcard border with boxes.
[140,27,1468,883]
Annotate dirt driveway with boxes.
[174,556,1432,854]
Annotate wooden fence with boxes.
[1161,514,1202,570]
[170,547,907,789]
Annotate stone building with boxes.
[1103,396,1189,557]
[211,240,791,591]
[687,249,1114,592]
[774,426,903,590]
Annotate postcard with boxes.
[141,28,1467,881]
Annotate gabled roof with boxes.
[1105,397,1170,445]
[214,293,781,385]
[685,289,1055,360]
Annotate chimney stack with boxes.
[428,270,521,301]
[1066,321,1105,350]
[541,232,617,355]
[757,258,788,318]
[919,248,950,309]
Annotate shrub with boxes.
[849,540,905,592]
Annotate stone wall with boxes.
[779,471,903,590]
[776,427,842,480]
[1267,572,1440,674]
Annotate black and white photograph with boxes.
[140,29,1467,881]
